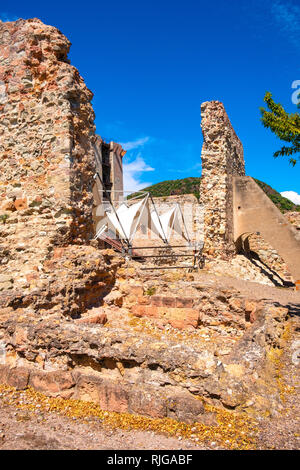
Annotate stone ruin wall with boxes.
[0,18,96,257]
[0,19,123,313]
[199,102,295,283]
[200,101,245,258]
[92,136,126,236]
[285,211,300,230]
[0,20,297,423]
[246,233,292,284]
[0,18,296,292]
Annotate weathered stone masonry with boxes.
[0,18,123,313]
[0,18,298,426]
[199,101,300,287]
[200,101,245,258]
[0,18,96,267]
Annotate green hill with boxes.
[253,179,300,213]
[132,177,300,213]
[136,177,201,200]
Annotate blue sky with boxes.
[1,0,300,198]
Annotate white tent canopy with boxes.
[150,204,188,242]
[94,196,190,245]
[95,195,150,242]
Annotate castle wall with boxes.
[109,141,125,204]
[0,18,97,294]
[233,176,300,287]
[200,101,245,257]
[92,137,126,236]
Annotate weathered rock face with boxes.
[0,18,96,290]
[0,245,124,317]
[0,294,294,422]
[200,101,245,258]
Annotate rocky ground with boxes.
[0,364,298,450]
[0,265,299,451]
[0,255,299,451]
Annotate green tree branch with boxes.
[260,91,300,166]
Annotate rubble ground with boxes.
[0,377,298,450]
[0,264,299,450]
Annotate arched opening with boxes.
[235,232,294,287]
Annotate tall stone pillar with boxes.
[200,101,245,258]
[0,18,101,301]
[0,18,97,268]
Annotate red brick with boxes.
[150,296,163,306]
[157,307,199,329]
[131,305,144,317]
[132,305,159,318]
[175,297,194,308]
[161,297,176,308]
[29,370,75,395]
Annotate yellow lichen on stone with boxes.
[266,321,295,403]
[0,383,258,450]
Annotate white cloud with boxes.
[280,190,300,205]
[120,136,150,151]
[123,154,154,193]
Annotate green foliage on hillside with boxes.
[131,177,300,213]
[254,179,300,212]
[133,177,201,200]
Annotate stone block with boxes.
[137,296,151,305]
[7,367,30,390]
[128,388,166,418]
[150,296,163,307]
[97,379,129,413]
[132,305,159,319]
[157,307,199,329]
[175,297,194,308]
[167,392,204,424]
[29,370,75,396]
[130,286,144,297]
[161,297,176,308]
[0,365,9,384]
[76,312,107,325]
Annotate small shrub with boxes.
[145,286,156,296]
[0,214,9,224]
